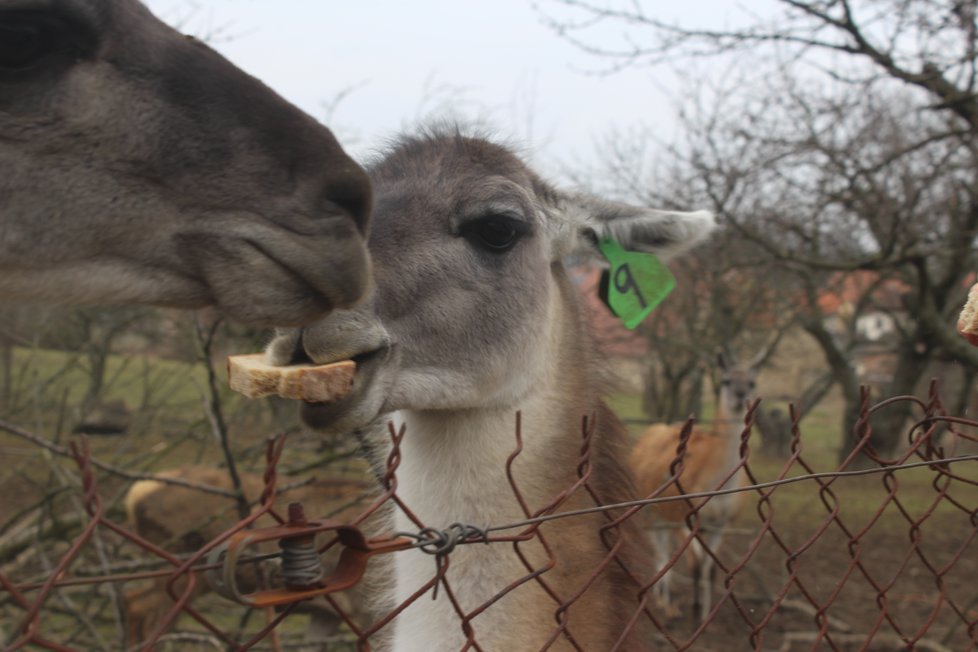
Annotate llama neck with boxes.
[384,396,602,651]
[391,387,594,535]
[382,282,635,651]
[709,392,747,491]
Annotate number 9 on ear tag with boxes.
[597,238,675,330]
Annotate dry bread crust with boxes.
[227,353,356,402]
[958,283,978,347]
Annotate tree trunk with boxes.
[861,339,932,461]
[796,315,864,466]
[643,361,704,422]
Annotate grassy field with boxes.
[611,385,978,531]
[609,382,978,650]
[2,345,264,437]
[0,340,369,650]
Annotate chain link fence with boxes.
[2,381,976,651]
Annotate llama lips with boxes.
[227,353,356,402]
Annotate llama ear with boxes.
[558,193,715,262]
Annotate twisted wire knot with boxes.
[403,523,490,557]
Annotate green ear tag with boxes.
[597,238,676,330]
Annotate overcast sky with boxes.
[143,1,749,180]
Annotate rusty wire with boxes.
[2,382,977,651]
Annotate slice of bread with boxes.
[227,353,356,402]
[957,283,978,347]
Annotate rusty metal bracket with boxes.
[207,502,412,608]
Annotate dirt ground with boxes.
[2,446,976,651]
[646,481,978,651]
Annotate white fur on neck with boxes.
[711,399,748,496]
[386,387,579,650]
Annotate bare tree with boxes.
[635,231,792,423]
[541,0,978,461]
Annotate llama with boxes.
[0,0,371,326]
[629,351,758,623]
[123,466,375,649]
[265,129,715,650]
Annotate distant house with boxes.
[816,271,910,386]
[569,263,649,358]
[856,312,897,342]
[567,263,650,391]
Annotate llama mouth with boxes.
[300,345,392,433]
[347,347,388,370]
[178,220,369,327]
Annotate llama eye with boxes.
[461,215,528,253]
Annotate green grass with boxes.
[606,391,645,422]
[0,345,295,526]
[1,344,281,441]
[607,387,978,526]
[5,345,225,424]
[0,341,365,650]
